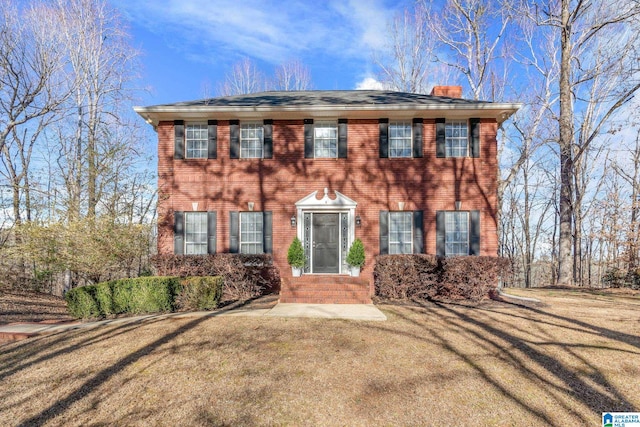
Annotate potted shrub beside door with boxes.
[346,238,365,277]
[287,237,305,277]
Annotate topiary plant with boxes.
[346,238,365,268]
[287,237,305,269]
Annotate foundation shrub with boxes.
[65,276,181,319]
[375,255,509,302]
[65,286,99,319]
[110,277,180,315]
[93,282,114,316]
[175,276,224,311]
[151,254,280,301]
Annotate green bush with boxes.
[65,286,100,319]
[287,237,305,268]
[346,239,365,268]
[66,276,181,319]
[93,282,114,316]
[176,276,224,311]
[111,277,180,315]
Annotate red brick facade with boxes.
[155,117,499,287]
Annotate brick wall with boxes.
[156,118,499,286]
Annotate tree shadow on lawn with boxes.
[0,316,170,382]
[364,300,637,426]
[4,300,256,427]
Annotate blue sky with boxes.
[112,0,414,106]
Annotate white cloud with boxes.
[114,0,397,66]
[354,77,385,90]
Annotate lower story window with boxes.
[445,211,469,256]
[240,212,263,254]
[389,211,412,254]
[185,212,208,254]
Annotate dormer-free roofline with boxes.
[134,90,521,128]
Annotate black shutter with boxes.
[207,211,217,254]
[413,210,424,254]
[436,211,445,256]
[263,211,273,253]
[436,118,446,158]
[379,119,389,158]
[229,211,239,253]
[470,118,480,158]
[379,210,389,255]
[207,120,217,159]
[174,120,184,159]
[304,119,314,158]
[338,118,348,158]
[263,119,273,159]
[174,211,184,255]
[412,118,423,158]
[229,120,240,159]
[470,210,481,255]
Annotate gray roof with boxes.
[150,90,486,108]
[134,90,521,127]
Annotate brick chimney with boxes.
[430,85,463,98]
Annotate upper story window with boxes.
[240,212,264,254]
[240,122,264,158]
[314,121,338,158]
[304,118,347,159]
[389,211,413,254]
[379,118,423,159]
[389,121,412,158]
[445,120,469,157]
[185,124,208,158]
[174,120,217,160]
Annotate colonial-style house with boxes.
[135,87,519,303]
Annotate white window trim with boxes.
[240,122,264,159]
[185,123,208,159]
[388,121,412,158]
[313,120,338,159]
[388,211,413,254]
[239,212,264,254]
[445,119,469,158]
[184,212,208,255]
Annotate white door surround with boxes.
[294,188,357,274]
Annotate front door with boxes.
[312,213,340,273]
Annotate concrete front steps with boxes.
[280,275,372,304]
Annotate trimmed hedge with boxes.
[176,276,224,311]
[374,255,509,302]
[65,276,224,319]
[151,254,280,301]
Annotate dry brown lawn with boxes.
[0,289,73,325]
[1,289,639,426]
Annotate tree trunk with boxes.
[558,0,574,286]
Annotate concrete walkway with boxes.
[0,302,386,342]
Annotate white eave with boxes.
[134,102,522,129]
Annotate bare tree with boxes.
[217,58,268,96]
[0,0,72,224]
[531,0,640,286]
[273,59,313,91]
[426,0,514,100]
[372,4,445,93]
[54,0,140,220]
